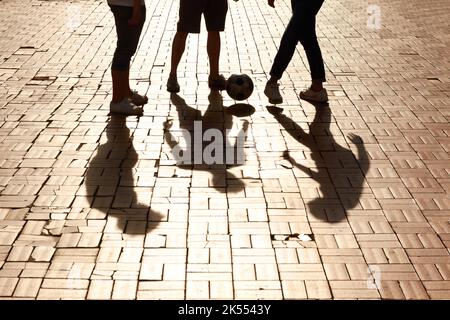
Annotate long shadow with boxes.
[85,115,161,234]
[164,91,250,193]
[268,103,370,222]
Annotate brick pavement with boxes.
[0,0,449,300]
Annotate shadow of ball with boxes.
[225,104,256,117]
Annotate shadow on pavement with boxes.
[268,102,370,222]
[164,91,251,193]
[85,114,161,234]
[225,103,256,117]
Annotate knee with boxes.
[112,48,132,70]
[279,32,299,49]
[207,31,220,43]
[298,33,318,46]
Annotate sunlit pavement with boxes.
[0,0,449,299]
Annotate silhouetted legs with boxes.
[169,32,188,78]
[268,0,326,91]
[169,31,221,79]
[207,31,221,78]
[110,5,147,114]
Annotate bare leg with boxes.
[170,32,188,77]
[310,80,324,92]
[125,69,132,96]
[112,69,131,103]
[207,31,220,77]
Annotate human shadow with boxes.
[84,114,161,234]
[164,91,250,192]
[267,103,370,222]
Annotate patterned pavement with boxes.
[0,0,449,299]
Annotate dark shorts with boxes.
[110,5,146,70]
[177,0,228,33]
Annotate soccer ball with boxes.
[226,74,254,101]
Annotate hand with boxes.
[347,133,362,144]
[268,0,275,8]
[164,119,174,130]
[128,8,141,27]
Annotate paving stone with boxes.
[37,289,87,300]
[305,280,332,299]
[87,280,113,300]
[0,278,19,297]
[112,280,138,300]
[0,0,449,301]
[281,280,307,299]
[13,278,42,298]
[7,246,33,262]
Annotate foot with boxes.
[300,87,328,103]
[130,90,148,106]
[167,75,180,93]
[110,98,143,116]
[208,74,227,91]
[264,81,283,104]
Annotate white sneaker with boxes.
[264,82,283,104]
[110,98,143,116]
[299,88,328,103]
[131,90,148,106]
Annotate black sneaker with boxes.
[167,75,180,93]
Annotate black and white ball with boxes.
[226,74,254,101]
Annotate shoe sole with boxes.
[299,94,328,103]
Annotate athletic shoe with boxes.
[299,88,328,103]
[166,75,180,93]
[208,74,227,90]
[131,90,148,106]
[110,98,143,116]
[264,82,283,104]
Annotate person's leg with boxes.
[125,6,147,101]
[167,0,201,92]
[169,31,188,77]
[111,70,129,103]
[207,31,220,78]
[295,0,327,102]
[110,6,146,114]
[203,0,227,90]
[268,1,301,83]
[128,6,146,86]
[111,5,146,102]
[297,0,326,91]
[111,6,132,103]
[264,1,299,103]
[167,31,188,93]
